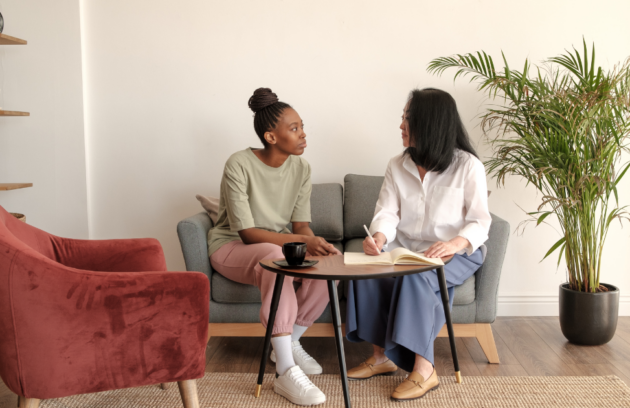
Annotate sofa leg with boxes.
[476,323,500,364]
[160,382,171,390]
[178,379,200,408]
[18,396,41,408]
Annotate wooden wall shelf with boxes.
[0,183,33,191]
[0,34,27,45]
[0,110,30,116]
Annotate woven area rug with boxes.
[40,373,630,407]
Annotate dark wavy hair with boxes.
[248,87,291,145]
[405,88,477,173]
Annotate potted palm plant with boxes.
[428,41,630,345]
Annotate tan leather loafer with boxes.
[391,369,439,401]
[347,356,398,380]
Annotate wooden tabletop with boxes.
[259,254,453,280]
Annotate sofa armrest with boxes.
[4,251,209,399]
[177,212,213,279]
[51,237,167,272]
[474,213,510,323]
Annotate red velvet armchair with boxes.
[0,206,209,408]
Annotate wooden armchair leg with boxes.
[178,379,200,408]
[18,396,41,408]
[476,323,500,364]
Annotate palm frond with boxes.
[427,41,630,293]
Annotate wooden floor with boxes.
[2,317,630,407]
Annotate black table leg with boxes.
[327,280,352,408]
[255,274,285,397]
[436,265,462,384]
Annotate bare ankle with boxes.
[412,354,433,379]
[372,347,388,364]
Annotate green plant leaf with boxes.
[536,211,553,226]
[426,40,630,290]
[543,237,566,261]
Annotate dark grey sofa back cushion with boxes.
[343,174,384,239]
[309,183,344,241]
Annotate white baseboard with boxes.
[497,294,630,316]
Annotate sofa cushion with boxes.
[212,273,261,303]
[343,175,384,240]
[211,241,344,304]
[286,183,344,241]
[311,183,344,241]
[343,238,475,305]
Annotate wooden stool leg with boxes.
[436,265,462,384]
[476,323,500,364]
[177,380,200,408]
[255,274,285,397]
[18,396,41,408]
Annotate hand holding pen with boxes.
[362,225,385,256]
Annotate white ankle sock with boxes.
[291,325,308,342]
[271,335,295,375]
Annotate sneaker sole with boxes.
[348,370,397,381]
[274,383,326,406]
[390,383,440,401]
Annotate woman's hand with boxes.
[424,236,470,258]
[363,232,386,256]
[306,236,341,256]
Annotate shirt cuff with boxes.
[290,217,312,223]
[369,220,397,246]
[458,223,487,256]
[230,218,255,232]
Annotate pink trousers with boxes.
[210,241,330,335]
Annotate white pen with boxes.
[363,225,378,251]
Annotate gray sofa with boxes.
[177,174,510,363]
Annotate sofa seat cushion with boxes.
[212,273,261,303]
[343,238,475,305]
[211,241,344,304]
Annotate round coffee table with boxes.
[254,254,458,408]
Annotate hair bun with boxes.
[248,88,279,113]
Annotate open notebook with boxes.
[344,248,444,266]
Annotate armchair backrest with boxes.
[0,206,57,260]
[0,206,62,396]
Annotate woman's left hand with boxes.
[424,236,470,258]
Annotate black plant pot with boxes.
[559,283,619,345]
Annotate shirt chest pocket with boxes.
[429,186,464,224]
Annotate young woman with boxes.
[209,88,339,406]
[345,88,492,401]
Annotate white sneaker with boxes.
[271,340,323,375]
[274,365,326,406]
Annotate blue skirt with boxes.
[345,249,483,372]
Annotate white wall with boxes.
[7,0,630,315]
[0,0,88,238]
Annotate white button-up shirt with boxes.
[369,150,492,260]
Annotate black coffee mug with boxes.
[282,242,307,266]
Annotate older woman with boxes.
[345,88,492,401]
